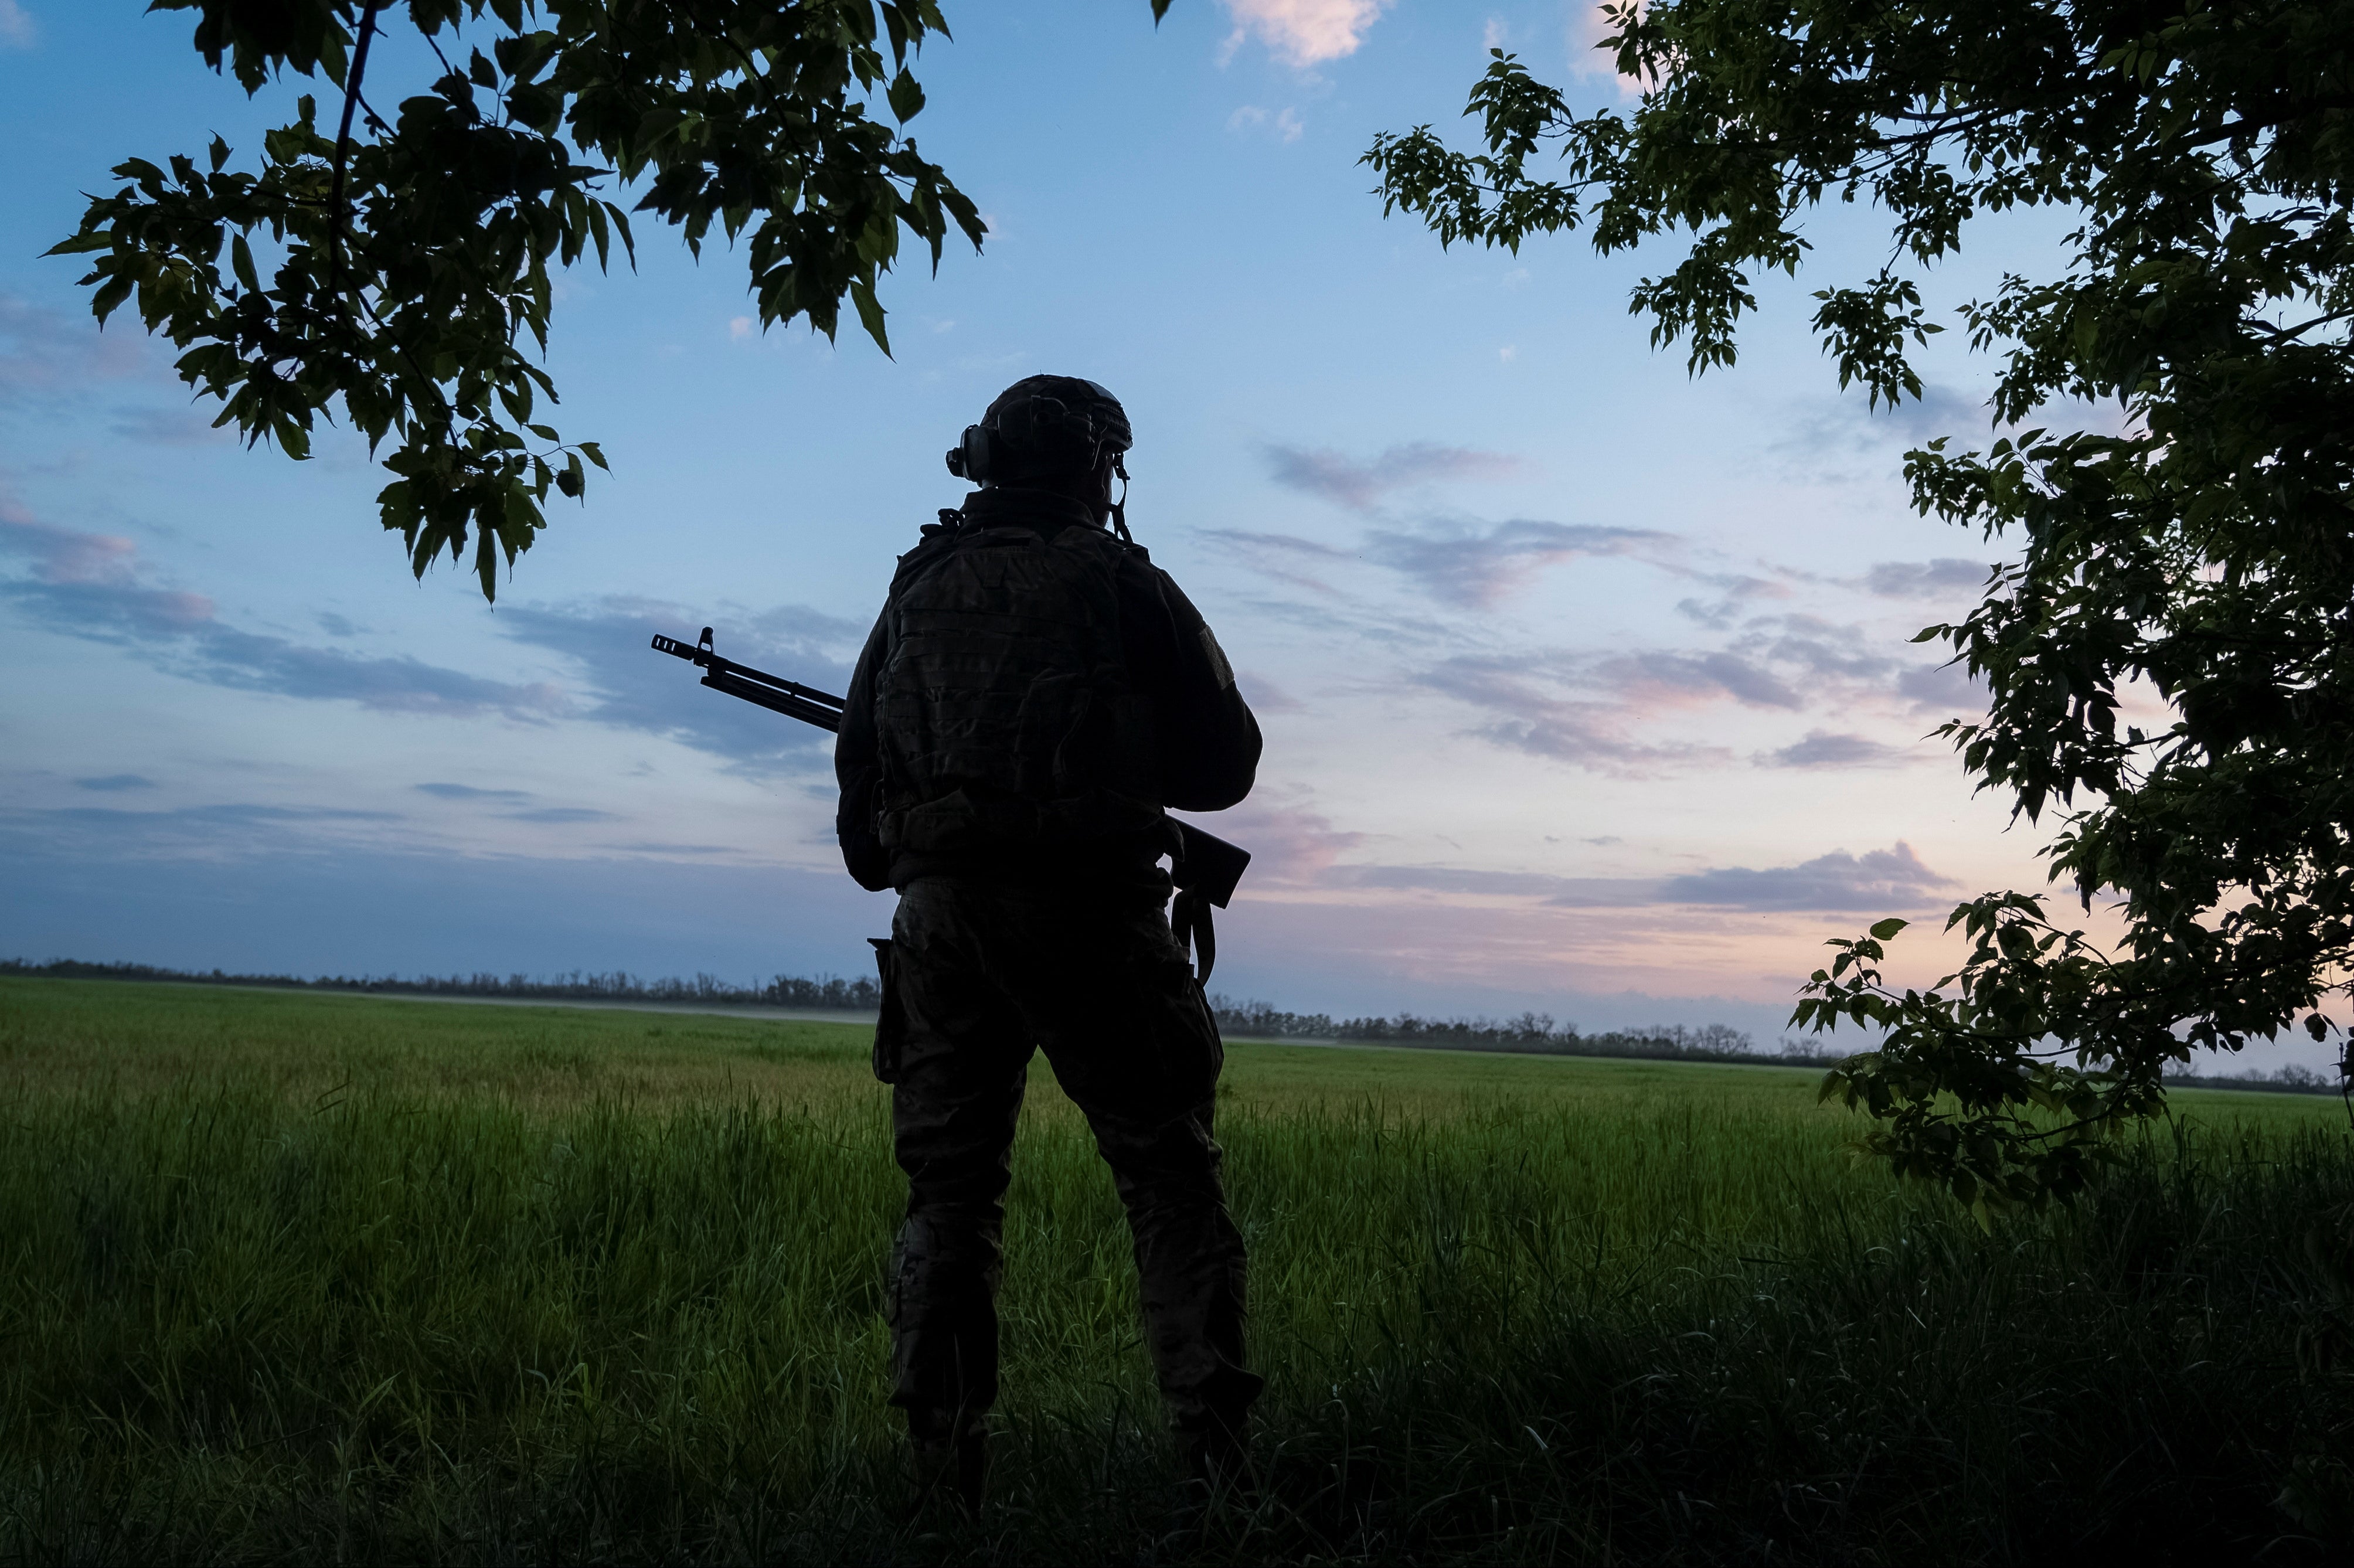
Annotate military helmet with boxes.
[945,375,1131,484]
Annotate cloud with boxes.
[1897,660,1986,717]
[1780,386,2128,482]
[1661,841,1955,911]
[74,774,155,792]
[1864,558,1993,598]
[1227,105,1305,142]
[1754,730,1905,769]
[1180,797,1365,886]
[1743,614,1900,683]
[1417,655,1725,771]
[1416,633,1869,772]
[0,512,882,767]
[1264,441,1520,510]
[1219,0,1388,67]
[1226,587,1465,656]
[1339,865,1580,897]
[1569,0,1648,95]
[1392,598,1957,773]
[1236,671,1305,714]
[0,294,145,406]
[20,802,406,862]
[1873,383,1994,443]
[1198,528,1352,595]
[414,787,614,824]
[0,2,32,47]
[1596,648,1804,710]
[109,406,232,447]
[0,512,569,720]
[1326,864,1668,907]
[1777,382,1991,462]
[1673,575,1791,630]
[170,803,402,824]
[1366,518,1665,608]
[495,596,865,771]
[416,783,532,803]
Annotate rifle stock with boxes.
[649,627,1250,904]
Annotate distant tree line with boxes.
[5,958,2336,1095]
[0,958,880,1011]
[1205,998,1827,1064]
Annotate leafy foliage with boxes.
[1796,903,2179,1224]
[52,0,986,598]
[1367,1,2354,1207]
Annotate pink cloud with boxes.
[1,512,213,624]
[1220,0,1389,68]
[1571,0,1649,96]
[1181,796,1367,887]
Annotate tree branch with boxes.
[2245,308,2354,343]
[328,1,384,304]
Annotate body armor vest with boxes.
[873,519,1166,859]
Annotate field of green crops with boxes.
[5,976,2353,1564]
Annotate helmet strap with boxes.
[1108,454,1134,544]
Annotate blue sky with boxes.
[4,0,2297,1059]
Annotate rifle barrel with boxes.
[651,632,847,731]
[702,669,843,733]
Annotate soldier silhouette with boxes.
[834,375,1264,1515]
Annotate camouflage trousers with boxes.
[874,875,1261,1444]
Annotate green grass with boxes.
[4,976,2353,1564]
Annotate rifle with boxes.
[649,626,1250,978]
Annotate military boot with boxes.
[908,1421,989,1519]
[1177,1406,1258,1512]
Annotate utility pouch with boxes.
[868,937,906,1084]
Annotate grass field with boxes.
[4,977,2353,1564]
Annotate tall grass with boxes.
[3,978,2352,1563]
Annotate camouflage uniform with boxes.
[835,462,1264,1467]
[875,877,1259,1445]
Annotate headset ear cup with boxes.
[960,425,991,483]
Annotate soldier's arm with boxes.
[834,610,894,891]
[1125,562,1262,812]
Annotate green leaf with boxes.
[1868,917,1909,941]
[90,273,134,322]
[849,275,891,356]
[886,69,926,123]
[230,234,260,294]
